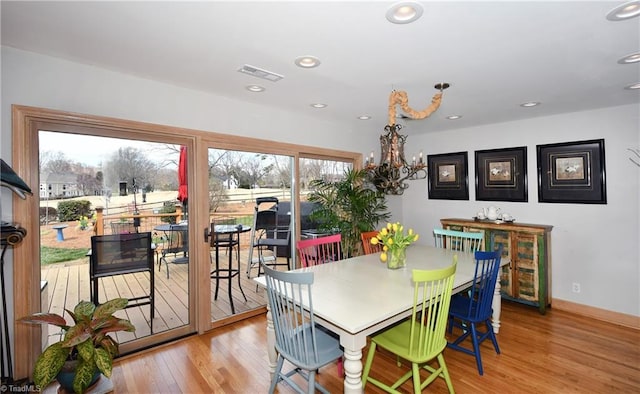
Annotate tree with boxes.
[233,154,271,188]
[308,169,390,258]
[267,155,291,188]
[40,150,72,173]
[103,147,157,192]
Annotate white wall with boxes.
[400,105,640,316]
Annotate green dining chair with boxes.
[362,257,458,394]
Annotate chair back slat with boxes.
[90,232,153,276]
[360,231,382,255]
[263,265,320,368]
[433,228,483,253]
[467,249,502,321]
[297,234,342,267]
[409,258,457,359]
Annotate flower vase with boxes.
[387,247,406,269]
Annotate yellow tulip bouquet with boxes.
[370,222,419,269]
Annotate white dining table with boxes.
[254,244,508,393]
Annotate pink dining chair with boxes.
[296,234,342,267]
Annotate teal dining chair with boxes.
[262,264,343,394]
[362,258,458,394]
[433,228,484,253]
[447,249,502,375]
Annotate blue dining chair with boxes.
[447,249,502,375]
[262,264,343,394]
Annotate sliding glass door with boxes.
[36,128,196,354]
[206,147,294,324]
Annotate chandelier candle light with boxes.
[370,222,419,269]
[366,83,450,195]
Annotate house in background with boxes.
[38,173,81,199]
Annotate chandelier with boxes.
[366,83,450,195]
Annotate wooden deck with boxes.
[41,249,287,346]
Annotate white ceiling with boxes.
[2,1,639,136]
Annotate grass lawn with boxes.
[41,246,90,265]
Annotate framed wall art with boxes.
[475,146,528,202]
[536,139,606,204]
[427,151,469,200]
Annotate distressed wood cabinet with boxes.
[440,218,552,314]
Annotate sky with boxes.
[39,131,178,167]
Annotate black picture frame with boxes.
[536,139,606,204]
[475,146,528,202]
[427,151,469,200]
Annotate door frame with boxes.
[11,104,361,379]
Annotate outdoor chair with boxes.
[262,264,343,394]
[110,221,137,234]
[433,228,484,253]
[158,223,188,279]
[297,234,342,267]
[89,232,155,332]
[362,258,458,393]
[447,249,502,375]
[360,231,382,255]
[247,197,291,278]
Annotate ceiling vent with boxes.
[238,64,284,82]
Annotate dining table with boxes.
[254,244,509,393]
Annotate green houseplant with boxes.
[20,298,135,393]
[308,168,391,258]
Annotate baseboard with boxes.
[552,298,640,330]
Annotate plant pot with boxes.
[56,360,101,393]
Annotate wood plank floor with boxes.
[92,300,639,393]
[40,248,279,345]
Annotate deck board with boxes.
[41,249,281,346]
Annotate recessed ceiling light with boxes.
[446,115,462,120]
[520,101,541,108]
[386,1,424,24]
[246,85,265,92]
[618,52,640,64]
[311,103,327,108]
[606,0,640,21]
[295,56,321,68]
[358,115,372,120]
[624,82,640,90]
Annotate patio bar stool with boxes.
[209,222,247,314]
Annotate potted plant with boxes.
[19,298,135,393]
[308,168,391,257]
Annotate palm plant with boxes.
[308,168,390,257]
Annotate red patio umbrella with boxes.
[177,146,188,210]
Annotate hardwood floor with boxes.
[40,248,275,345]
[101,300,640,393]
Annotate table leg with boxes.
[265,303,277,378]
[340,335,367,393]
[491,279,502,333]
